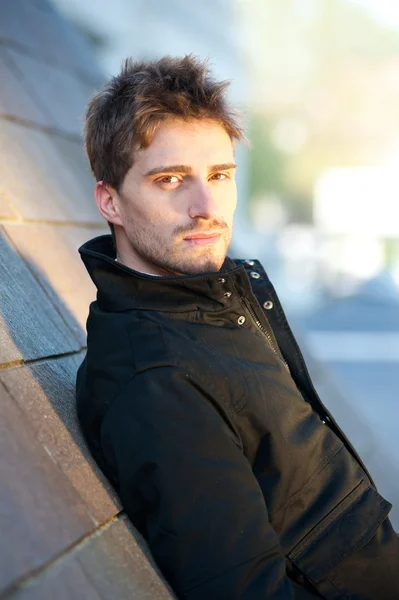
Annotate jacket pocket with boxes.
[288,478,392,583]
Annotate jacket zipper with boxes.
[242,297,291,373]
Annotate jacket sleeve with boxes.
[100,366,315,600]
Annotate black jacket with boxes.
[76,235,399,600]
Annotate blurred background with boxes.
[0,2,399,594]
[50,0,399,517]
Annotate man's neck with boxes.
[114,257,161,277]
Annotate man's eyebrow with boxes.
[209,162,237,172]
[144,165,193,177]
[144,162,237,177]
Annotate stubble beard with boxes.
[126,219,232,276]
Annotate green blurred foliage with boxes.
[248,115,285,197]
[244,0,399,221]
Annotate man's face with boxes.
[114,118,237,275]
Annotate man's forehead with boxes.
[134,118,234,169]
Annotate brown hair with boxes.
[84,55,244,239]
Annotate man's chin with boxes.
[167,235,231,274]
[171,253,226,276]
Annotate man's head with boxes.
[85,55,244,275]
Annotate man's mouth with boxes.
[183,232,222,246]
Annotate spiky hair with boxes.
[84,54,243,190]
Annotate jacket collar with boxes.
[79,234,254,313]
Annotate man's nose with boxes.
[188,181,219,220]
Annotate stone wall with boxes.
[0,2,173,598]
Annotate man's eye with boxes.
[210,172,228,181]
[157,175,179,184]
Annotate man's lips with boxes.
[183,232,223,246]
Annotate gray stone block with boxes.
[0,120,103,224]
[9,559,102,600]
[0,1,33,50]
[0,353,121,524]
[0,190,19,219]
[3,223,107,336]
[0,382,94,591]
[78,516,176,600]
[0,1,103,87]
[8,519,175,600]
[0,48,50,127]
[5,47,95,136]
[0,227,80,365]
[50,134,99,220]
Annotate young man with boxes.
[76,56,399,600]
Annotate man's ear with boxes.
[94,181,123,226]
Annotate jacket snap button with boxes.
[224,292,232,298]
[250,271,260,280]
[263,300,273,310]
[237,316,246,325]
[245,259,255,266]
[218,277,226,284]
